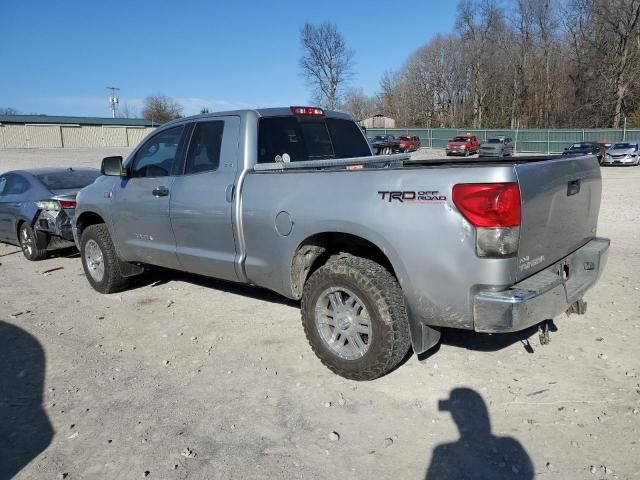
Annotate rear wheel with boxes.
[301,256,411,381]
[80,224,129,293]
[19,223,47,261]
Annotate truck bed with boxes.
[253,153,566,173]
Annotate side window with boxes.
[132,126,184,178]
[185,121,225,174]
[3,174,30,195]
[0,177,6,197]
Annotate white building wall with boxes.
[27,125,63,148]
[0,123,155,149]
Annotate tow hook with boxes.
[538,319,557,345]
[566,299,588,316]
[538,321,551,345]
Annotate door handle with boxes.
[225,184,235,203]
[567,179,581,196]
[152,186,169,197]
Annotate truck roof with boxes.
[160,107,353,130]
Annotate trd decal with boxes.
[378,190,447,203]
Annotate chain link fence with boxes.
[367,127,640,153]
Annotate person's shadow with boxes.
[425,388,534,479]
[0,320,53,480]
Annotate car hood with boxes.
[608,148,636,155]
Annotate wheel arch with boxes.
[289,231,402,300]
[289,230,440,356]
[75,211,107,237]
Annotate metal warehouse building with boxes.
[0,115,156,149]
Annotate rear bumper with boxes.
[473,238,610,333]
[478,150,502,157]
[446,150,469,156]
[33,209,75,243]
[602,159,639,166]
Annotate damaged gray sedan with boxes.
[0,167,100,260]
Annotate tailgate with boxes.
[515,155,602,281]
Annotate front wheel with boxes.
[80,224,129,293]
[19,223,47,261]
[301,256,411,381]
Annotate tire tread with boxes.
[301,255,411,381]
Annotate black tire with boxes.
[301,256,411,381]
[18,222,47,261]
[80,224,129,294]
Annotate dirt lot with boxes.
[1,148,639,480]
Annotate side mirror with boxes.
[101,156,126,176]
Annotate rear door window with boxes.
[36,170,100,190]
[185,121,225,174]
[258,116,371,163]
[3,174,30,195]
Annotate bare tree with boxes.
[119,102,135,119]
[345,0,639,129]
[340,87,375,120]
[141,95,183,123]
[299,21,355,109]
[0,107,19,115]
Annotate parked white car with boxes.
[601,140,640,166]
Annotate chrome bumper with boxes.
[473,238,610,333]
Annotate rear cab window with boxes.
[257,116,371,163]
[36,170,100,190]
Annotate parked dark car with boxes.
[371,135,401,155]
[398,135,421,152]
[0,167,100,260]
[562,142,602,161]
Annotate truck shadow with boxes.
[130,267,299,307]
[128,268,553,358]
[0,321,53,480]
[425,387,534,479]
[441,324,544,352]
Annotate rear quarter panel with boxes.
[241,164,519,329]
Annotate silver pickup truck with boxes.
[73,107,610,380]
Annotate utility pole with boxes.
[107,86,120,118]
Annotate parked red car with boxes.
[596,140,616,159]
[398,135,421,152]
[446,133,481,156]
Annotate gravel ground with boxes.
[1,148,639,480]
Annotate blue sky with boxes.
[0,0,457,117]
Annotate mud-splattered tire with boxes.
[301,256,411,381]
[18,222,47,261]
[80,224,129,294]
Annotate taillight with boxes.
[452,183,521,258]
[34,198,77,211]
[290,106,325,116]
[452,183,520,227]
[58,199,77,209]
